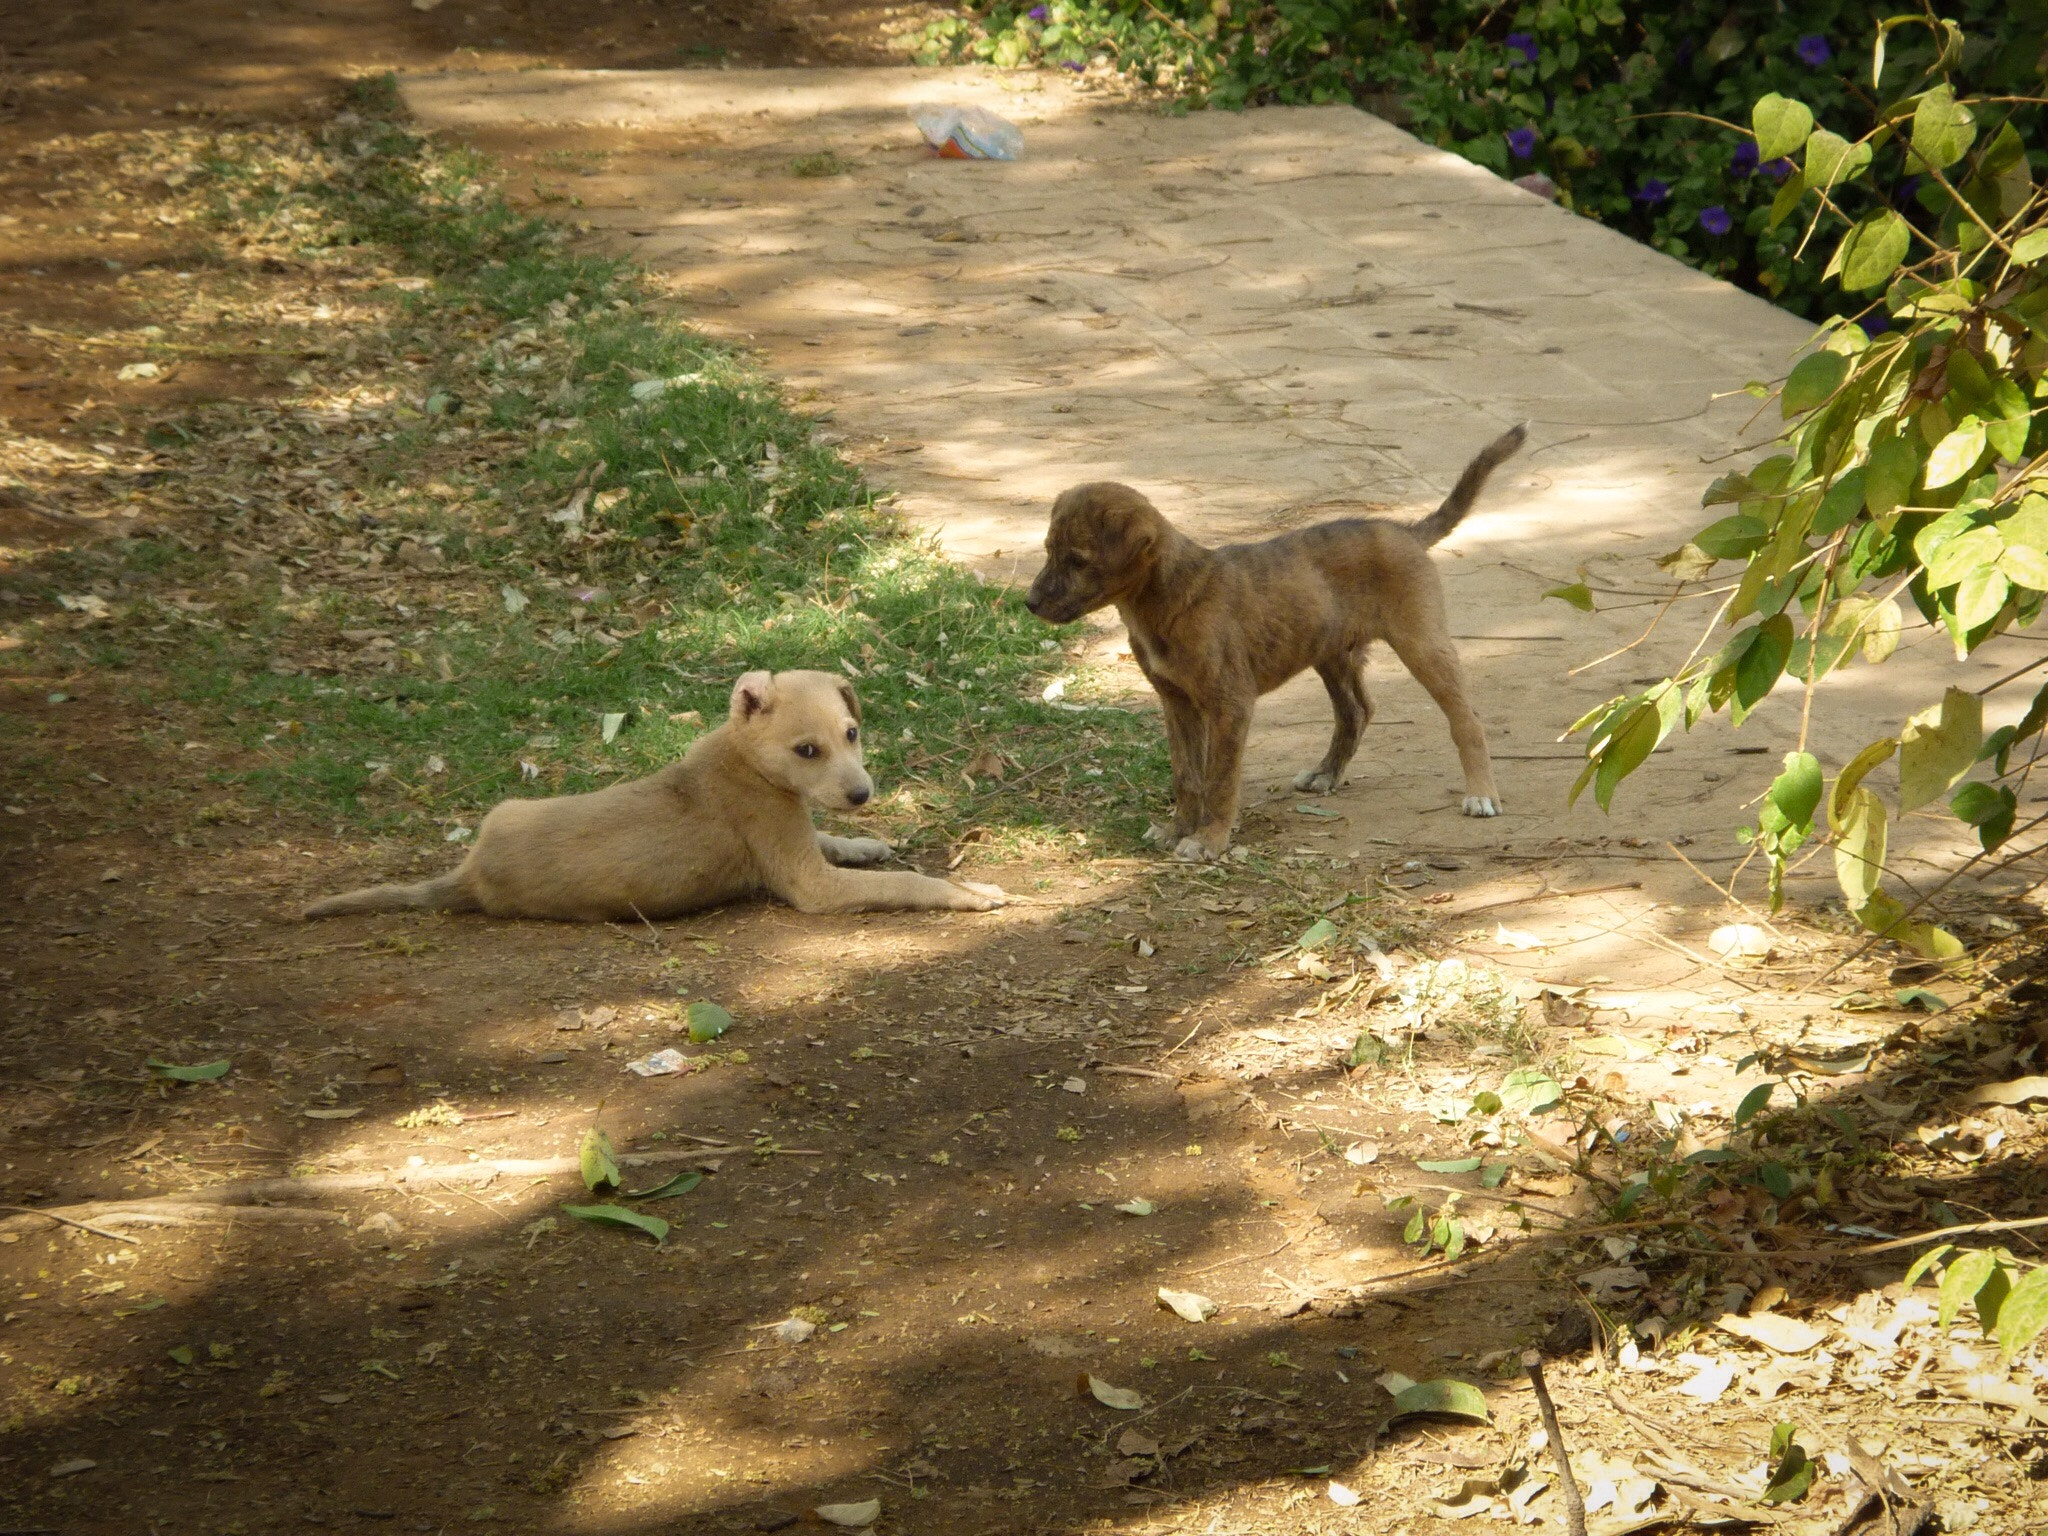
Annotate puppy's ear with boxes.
[835,677,862,725]
[1109,504,1159,561]
[730,669,775,721]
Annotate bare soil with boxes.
[4,8,2047,1536]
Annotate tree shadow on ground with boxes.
[4,788,2045,1533]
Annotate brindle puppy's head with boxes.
[728,668,872,810]
[1024,482,1165,625]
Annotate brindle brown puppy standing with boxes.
[1025,425,1525,862]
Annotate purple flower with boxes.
[1698,204,1733,235]
[1794,34,1831,67]
[1506,126,1538,160]
[1731,141,1759,176]
[1633,178,1671,205]
[1894,174,1922,205]
[1505,31,1538,65]
[1859,314,1891,337]
[1025,4,1047,17]
[1761,157,1794,182]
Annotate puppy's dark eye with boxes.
[794,743,820,759]
[845,726,858,743]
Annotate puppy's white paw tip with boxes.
[1143,822,1173,848]
[1291,771,1338,794]
[1462,796,1501,818]
[1172,837,1221,863]
[959,880,1008,909]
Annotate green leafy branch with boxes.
[1568,13,2048,956]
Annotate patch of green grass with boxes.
[789,151,853,178]
[77,82,1169,852]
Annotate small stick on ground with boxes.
[0,1203,141,1245]
[1522,1349,1586,1536]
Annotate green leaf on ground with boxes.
[1296,918,1336,950]
[624,1170,703,1201]
[1544,581,1594,612]
[1499,1068,1563,1115]
[1389,1378,1491,1423]
[561,1203,669,1242]
[149,1058,231,1082]
[579,1126,621,1192]
[686,1001,734,1043]
[1416,1157,1483,1174]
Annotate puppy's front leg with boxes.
[817,831,891,867]
[784,866,1006,915]
[1177,697,1252,862]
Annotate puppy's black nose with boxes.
[847,786,871,806]
[1023,591,1043,614]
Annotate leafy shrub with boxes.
[918,2,2045,317]
[1566,16,2047,956]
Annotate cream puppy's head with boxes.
[728,669,873,810]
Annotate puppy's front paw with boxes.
[837,836,893,866]
[955,880,1009,911]
[1462,795,1501,818]
[1292,769,1338,794]
[1172,835,1222,863]
[1143,822,1173,848]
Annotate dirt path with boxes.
[3,12,2046,1536]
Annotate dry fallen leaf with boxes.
[1117,1428,1160,1457]
[1709,923,1771,958]
[1968,1076,2048,1106]
[1329,1480,1362,1507]
[1157,1287,1219,1323]
[812,1498,881,1528]
[1676,1354,1735,1403]
[1715,1312,1828,1354]
[1084,1374,1144,1410]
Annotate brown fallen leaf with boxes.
[1968,1076,2048,1106]
[1714,1312,1828,1354]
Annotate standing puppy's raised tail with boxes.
[1408,423,1529,548]
[302,871,477,920]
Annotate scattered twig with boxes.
[1186,1232,1294,1277]
[0,1203,141,1245]
[1521,1350,1585,1536]
[1666,839,1782,934]
[1446,879,1643,918]
[624,903,665,948]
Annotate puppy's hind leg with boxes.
[302,869,478,920]
[1386,630,1501,817]
[1294,654,1372,794]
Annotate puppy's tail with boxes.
[1409,423,1528,547]
[302,871,477,921]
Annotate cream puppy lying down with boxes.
[303,669,1005,922]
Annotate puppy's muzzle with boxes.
[1025,583,1082,624]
